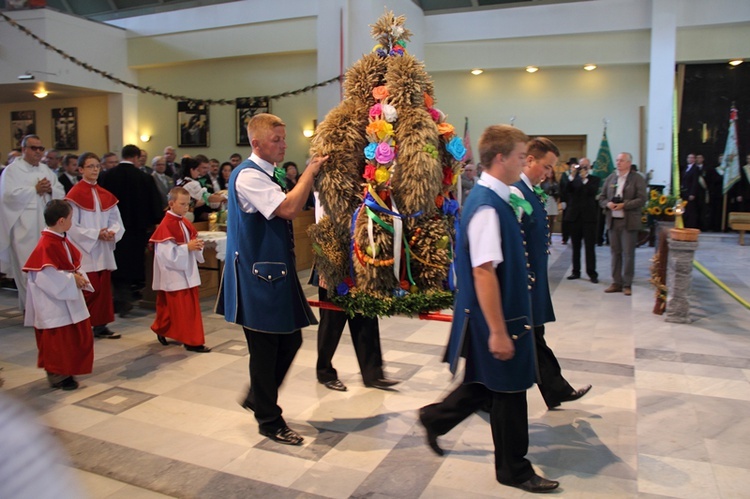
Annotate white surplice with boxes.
[152,213,204,292]
[67,181,125,273]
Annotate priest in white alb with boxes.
[0,135,65,311]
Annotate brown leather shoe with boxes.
[623,287,632,296]
[604,284,623,293]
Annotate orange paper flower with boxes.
[424,92,434,108]
[372,86,389,100]
[437,123,455,137]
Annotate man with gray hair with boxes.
[0,135,65,310]
[598,152,646,296]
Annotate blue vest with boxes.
[514,180,555,325]
[445,184,536,392]
[215,160,317,333]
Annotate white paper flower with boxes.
[381,104,398,123]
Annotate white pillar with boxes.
[646,0,677,188]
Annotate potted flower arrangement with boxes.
[643,189,679,225]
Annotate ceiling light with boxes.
[729,59,743,66]
[34,90,48,99]
[470,68,484,76]
[525,66,539,73]
[583,64,597,71]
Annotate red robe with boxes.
[23,231,93,376]
[66,181,119,327]
[149,212,205,346]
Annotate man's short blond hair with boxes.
[246,113,286,143]
[478,125,529,167]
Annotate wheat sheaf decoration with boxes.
[308,11,466,317]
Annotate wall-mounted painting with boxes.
[236,97,269,146]
[52,108,78,150]
[10,110,36,148]
[178,101,209,147]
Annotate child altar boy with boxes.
[150,187,211,352]
[23,199,94,390]
[66,152,124,340]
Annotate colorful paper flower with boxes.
[375,166,391,184]
[372,86,389,100]
[446,136,467,161]
[423,144,438,159]
[363,164,376,181]
[381,104,398,122]
[428,108,440,122]
[423,93,434,109]
[442,166,453,186]
[369,103,382,118]
[364,142,377,160]
[366,120,393,140]
[437,123,455,137]
[375,142,395,164]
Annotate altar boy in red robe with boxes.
[23,199,94,390]
[149,187,211,352]
[66,152,124,340]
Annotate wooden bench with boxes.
[728,212,750,245]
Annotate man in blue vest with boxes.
[511,138,592,410]
[216,113,327,446]
[419,125,559,493]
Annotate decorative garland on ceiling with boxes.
[1,11,341,105]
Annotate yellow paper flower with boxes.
[659,194,668,205]
[665,207,674,216]
[651,190,658,200]
[642,216,648,223]
[374,166,390,184]
[652,206,662,216]
[365,120,393,140]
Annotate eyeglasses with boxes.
[82,164,101,169]
[27,145,45,152]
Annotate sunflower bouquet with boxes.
[642,189,680,225]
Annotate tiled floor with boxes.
[1,232,749,498]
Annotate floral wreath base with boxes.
[331,287,454,319]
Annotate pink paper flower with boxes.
[375,142,395,164]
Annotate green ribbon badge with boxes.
[533,184,548,203]
[509,193,533,218]
[273,167,288,189]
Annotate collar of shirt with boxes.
[43,227,65,238]
[477,172,510,203]
[83,179,97,186]
[249,153,275,176]
[121,161,135,166]
[166,210,183,219]
[520,172,533,190]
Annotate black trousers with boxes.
[316,288,384,384]
[242,327,302,434]
[535,325,573,408]
[570,221,598,279]
[112,229,148,309]
[561,210,570,242]
[420,382,533,484]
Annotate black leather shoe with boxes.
[239,397,255,412]
[364,378,400,390]
[418,408,444,456]
[156,335,169,346]
[502,474,559,493]
[51,377,79,391]
[322,379,347,391]
[260,426,303,446]
[184,344,211,353]
[94,328,121,339]
[566,274,580,280]
[559,384,592,403]
[590,276,599,284]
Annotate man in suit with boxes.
[557,158,577,244]
[598,152,647,296]
[565,157,600,282]
[57,154,80,194]
[682,153,707,229]
[99,144,163,315]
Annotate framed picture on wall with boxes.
[236,97,269,146]
[52,108,78,150]
[10,110,36,149]
[178,100,209,147]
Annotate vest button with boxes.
[268,275,272,279]
[524,324,531,330]
[281,270,286,275]
[511,334,518,340]
[254,269,258,274]
[464,308,470,313]
[527,285,532,290]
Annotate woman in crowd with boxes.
[218,161,233,190]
